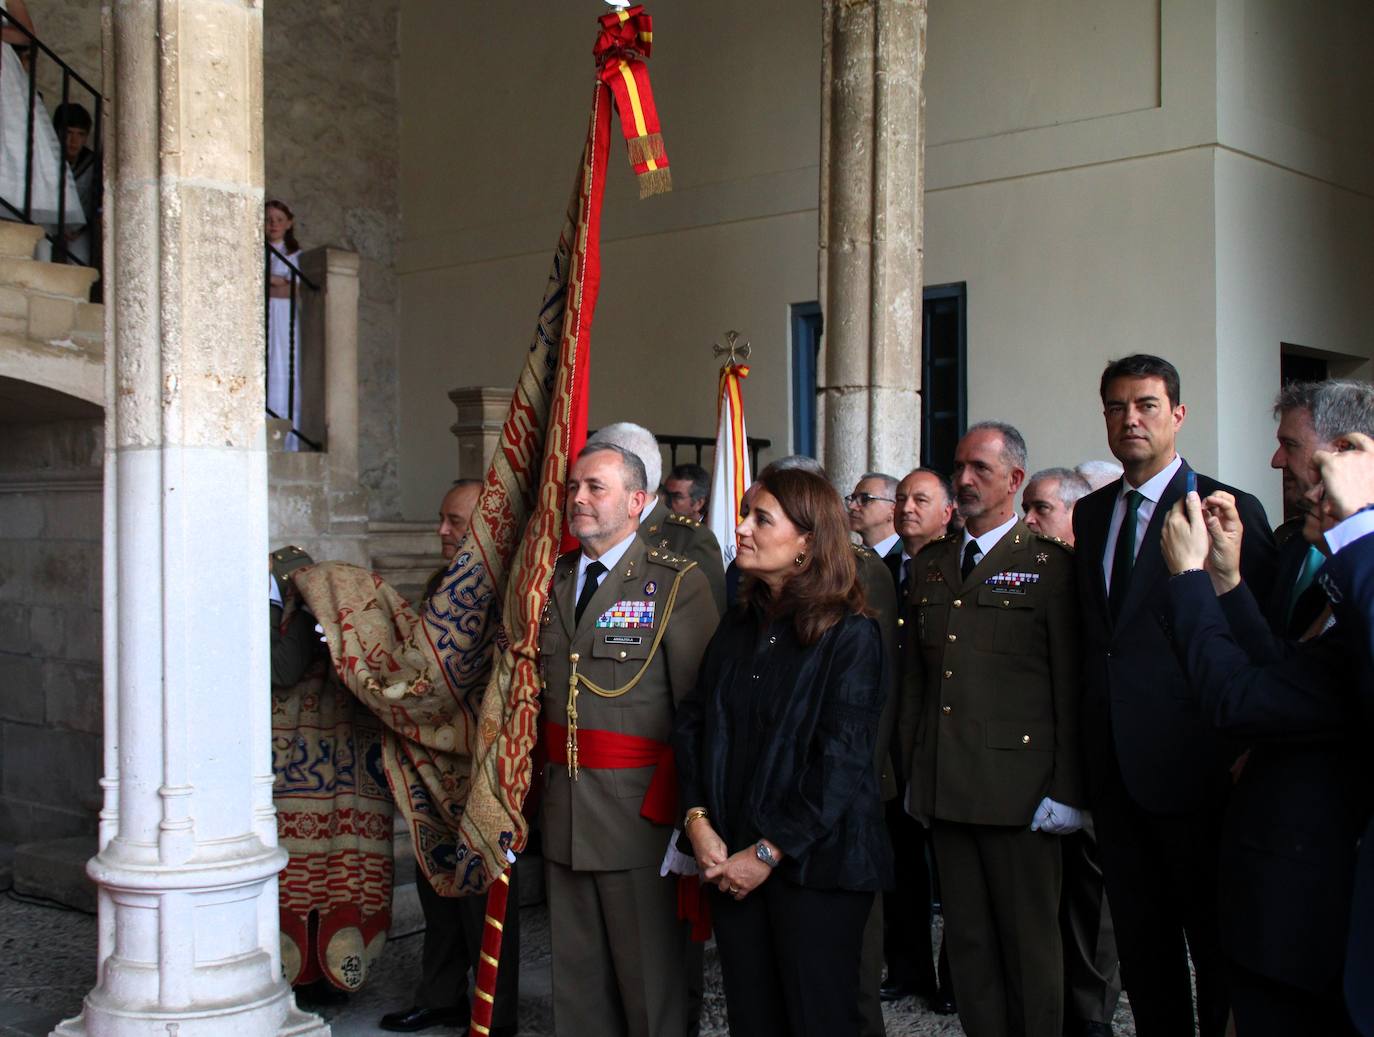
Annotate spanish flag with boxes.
[707,361,752,566]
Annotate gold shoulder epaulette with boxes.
[1034,532,1075,554]
[666,512,702,528]
[850,542,876,558]
[647,548,698,572]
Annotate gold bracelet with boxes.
[683,808,709,830]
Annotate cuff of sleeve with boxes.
[1325,509,1374,555]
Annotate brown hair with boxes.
[739,468,867,645]
[265,199,301,254]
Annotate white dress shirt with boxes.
[872,531,901,559]
[959,513,1019,573]
[576,529,638,604]
[1326,508,1374,555]
[1101,454,1183,590]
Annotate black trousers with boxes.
[1091,758,1228,1037]
[883,801,944,993]
[1227,961,1357,1037]
[712,879,873,1037]
[413,863,520,1028]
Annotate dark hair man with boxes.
[382,477,519,1036]
[906,422,1083,1037]
[539,443,719,1037]
[1070,354,1276,1037]
[662,462,709,522]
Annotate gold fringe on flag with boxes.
[638,166,673,198]
[627,132,667,166]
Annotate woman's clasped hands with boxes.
[684,812,775,900]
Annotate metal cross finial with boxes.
[712,330,752,367]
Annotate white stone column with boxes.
[818,0,927,490]
[56,2,324,1034]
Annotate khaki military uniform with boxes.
[904,520,1083,1037]
[638,506,727,614]
[539,536,720,1037]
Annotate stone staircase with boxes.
[0,222,101,406]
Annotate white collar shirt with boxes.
[576,529,638,604]
[959,513,1019,573]
[872,532,901,559]
[1102,454,1183,589]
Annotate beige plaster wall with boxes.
[1214,149,1374,518]
[396,0,820,518]
[925,148,1221,484]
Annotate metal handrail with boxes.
[0,9,103,285]
[264,243,321,451]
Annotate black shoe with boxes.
[929,988,957,1015]
[378,1005,469,1032]
[879,980,919,1002]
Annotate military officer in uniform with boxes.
[586,422,727,613]
[905,422,1085,1037]
[539,441,720,1037]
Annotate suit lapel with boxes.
[1082,481,1119,614]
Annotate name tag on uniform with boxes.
[596,600,656,628]
[986,571,1039,594]
[603,635,643,645]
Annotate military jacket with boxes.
[853,544,900,801]
[903,519,1084,826]
[539,536,720,872]
[639,507,727,613]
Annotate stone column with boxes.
[449,385,514,480]
[298,246,361,482]
[56,2,324,1035]
[818,0,926,490]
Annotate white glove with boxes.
[1030,796,1084,835]
[659,829,698,877]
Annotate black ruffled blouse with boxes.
[673,606,893,891]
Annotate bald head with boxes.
[437,480,482,560]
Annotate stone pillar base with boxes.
[53,988,329,1037]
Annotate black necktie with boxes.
[960,540,980,581]
[899,559,911,600]
[574,560,607,626]
[1108,490,1144,618]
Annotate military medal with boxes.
[595,599,656,628]
[1036,552,1049,565]
[643,580,657,595]
[985,570,1039,594]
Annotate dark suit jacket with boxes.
[1320,530,1374,1034]
[1266,522,1330,640]
[1072,461,1277,814]
[1169,571,1364,992]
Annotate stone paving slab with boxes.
[0,892,1138,1036]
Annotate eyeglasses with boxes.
[844,493,895,507]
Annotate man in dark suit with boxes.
[1311,433,1374,1037]
[883,467,957,1015]
[908,422,1085,1037]
[1157,480,1366,1037]
[1268,381,1346,638]
[1070,355,1277,1037]
[847,471,901,561]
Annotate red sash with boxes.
[543,721,678,825]
[542,720,711,941]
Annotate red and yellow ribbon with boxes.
[594,5,672,197]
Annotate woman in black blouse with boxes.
[673,467,892,1035]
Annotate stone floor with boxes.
[0,890,1139,1036]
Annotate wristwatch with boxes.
[754,840,779,868]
